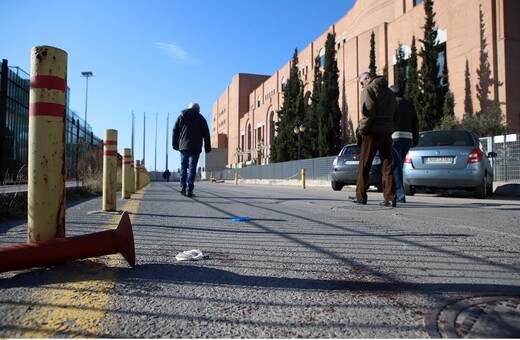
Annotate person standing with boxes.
[389,85,419,203]
[172,102,211,197]
[351,72,399,207]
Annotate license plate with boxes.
[345,160,359,165]
[425,157,453,164]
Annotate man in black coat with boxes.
[172,102,211,197]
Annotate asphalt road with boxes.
[1,181,519,338]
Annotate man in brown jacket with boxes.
[351,72,399,207]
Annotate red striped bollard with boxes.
[103,129,118,211]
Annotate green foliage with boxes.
[419,0,443,130]
[443,90,455,117]
[460,105,509,137]
[303,56,322,158]
[271,49,303,162]
[369,31,376,75]
[317,33,342,157]
[405,37,422,121]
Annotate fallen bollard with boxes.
[0,211,135,274]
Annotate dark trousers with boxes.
[356,132,396,202]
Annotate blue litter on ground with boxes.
[230,217,252,222]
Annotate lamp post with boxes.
[81,71,93,126]
[235,147,241,168]
[293,124,305,159]
[257,139,264,165]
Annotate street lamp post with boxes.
[81,71,93,126]
[293,124,305,159]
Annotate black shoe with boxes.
[180,190,186,196]
[380,199,397,207]
[187,192,195,198]
[349,196,367,205]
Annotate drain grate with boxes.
[437,295,520,338]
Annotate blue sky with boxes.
[1,0,354,172]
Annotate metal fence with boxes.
[480,133,520,183]
[208,133,520,184]
[209,156,336,182]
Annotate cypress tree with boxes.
[303,56,322,158]
[317,32,342,157]
[405,36,423,129]
[369,31,377,75]
[419,0,442,130]
[271,48,302,162]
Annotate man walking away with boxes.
[389,85,419,203]
[172,102,211,197]
[351,72,399,207]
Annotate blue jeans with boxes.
[392,139,412,201]
[180,150,200,193]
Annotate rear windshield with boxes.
[418,131,474,147]
[340,146,361,156]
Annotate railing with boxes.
[480,133,520,183]
[209,156,336,182]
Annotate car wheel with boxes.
[331,181,344,191]
[474,175,486,199]
[404,184,415,196]
[486,174,494,196]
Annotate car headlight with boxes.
[333,158,338,166]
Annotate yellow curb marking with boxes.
[17,190,146,338]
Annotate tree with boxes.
[405,36,422,123]
[270,49,303,162]
[418,0,443,130]
[303,56,322,158]
[437,90,458,130]
[369,31,377,75]
[394,44,407,94]
[317,32,342,157]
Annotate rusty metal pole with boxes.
[0,211,135,273]
[28,46,67,242]
[102,129,118,211]
[301,168,306,189]
[135,160,141,190]
[122,148,132,199]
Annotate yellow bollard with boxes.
[102,129,118,211]
[235,172,238,185]
[130,154,135,193]
[28,45,67,242]
[135,160,141,190]
[122,148,132,199]
[301,168,306,189]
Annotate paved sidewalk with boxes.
[1,181,519,338]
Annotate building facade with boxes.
[212,0,519,168]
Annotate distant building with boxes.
[211,0,520,168]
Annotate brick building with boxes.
[212,0,520,168]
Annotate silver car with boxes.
[403,130,497,198]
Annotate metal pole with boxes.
[142,112,146,166]
[165,113,169,171]
[155,112,158,172]
[122,148,132,199]
[131,111,135,157]
[81,71,93,125]
[28,45,67,242]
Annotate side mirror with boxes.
[488,151,497,158]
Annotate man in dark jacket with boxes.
[351,72,399,207]
[389,85,419,203]
[172,102,211,197]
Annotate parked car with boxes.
[403,129,497,198]
[330,144,382,191]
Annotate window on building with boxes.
[414,0,423,5]
[319,48,325,67]
[437,42,448,96]
[257,95,261,108]
[281,77,287,91]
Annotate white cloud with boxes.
[155,42,199,65]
